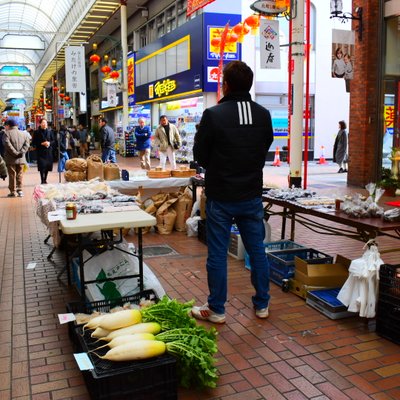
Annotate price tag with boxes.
[58,313,76,324]
[74,353,94,370]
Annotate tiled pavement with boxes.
[0,155,399,400]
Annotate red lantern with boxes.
[244,14,260,35]
[232,22,250,43]
[64,96,71,102]
[90,54,101,64]
[59,93,65,98]
[101,65,112,74]
[226,31,239,44]
[109,70,120,79]
[211,37,221,48]
[53,86,59,91]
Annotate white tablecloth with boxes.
[107,177,192,191]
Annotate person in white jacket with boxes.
[154,115,181,170]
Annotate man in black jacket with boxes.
[192,61,274,323]
[99,117,116,163]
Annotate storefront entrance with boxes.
[382,79,400,166]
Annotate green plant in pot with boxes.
[377,167,400,196]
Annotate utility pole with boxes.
[288,0,305,188]
[120,0,129,134]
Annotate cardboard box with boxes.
[289,278,330,299]
[294,254,350,287]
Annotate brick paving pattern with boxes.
[0,155,399,399]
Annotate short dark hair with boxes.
[339,120,347,130]
[223,61,253,92]
[159,115,167,120]
[4,119,17,127]
[100,117,107,124]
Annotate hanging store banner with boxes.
[79,91,87,113]
[107,83,118,107]
[65,46,86,92]
[187,0,215,17]
[260,19,281,69]
[127,53,135,98]
[331,29,355,80]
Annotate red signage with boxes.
[187,0,216,17]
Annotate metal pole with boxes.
[303,0,311,189]
[288,0,305,188]
[120,0,129,134]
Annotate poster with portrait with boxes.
[331,29,355,80]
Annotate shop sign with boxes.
[260,19,281,69]
[187,0,215,17]
[0,65,30,76]
[154,79,177,98]
[65,46,86,92]
[207,26,238,60]
[127,53,135,97]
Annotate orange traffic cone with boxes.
[317,146,327,165]
[272,146,281,167]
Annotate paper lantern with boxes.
[101,65,112,74]
[232,22,250,43]
[226,31,239,44]
[109,70,120,79]
[244,14,260,35]
[64,96,71,102]
[53,86,59,91]
[211,37,221,47]
[90,54,101,64]
[59,93,65,98]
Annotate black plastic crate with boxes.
[75,326,177,400]
[66,289,158,350]
[376,264,400,344]
[198,219,207,244]
[267,248,333,285]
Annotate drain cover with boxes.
[142,245,178,258]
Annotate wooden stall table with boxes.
[263,195,400,244]
[59,209,156,300]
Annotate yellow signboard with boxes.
[154,79,177,98]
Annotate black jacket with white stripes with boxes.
[193,91,273,202]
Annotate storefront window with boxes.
[385,16,400,76]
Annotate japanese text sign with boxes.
[260,19,280,69]
[65,46,86,92]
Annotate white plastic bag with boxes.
[337,241,383,318]
[186,216,201,237]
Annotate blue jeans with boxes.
[205,197,270,314]
[102,148,117,163]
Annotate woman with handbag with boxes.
[154,115,181,170]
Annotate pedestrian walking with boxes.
[32,118,55,184]
[333,120,348,173]
[99,117,116,163]
[3,119,30,197]
[134,117,152,170]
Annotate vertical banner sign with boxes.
[331,29,355,80]
[79,91,87,113]
[65,46,86,92]
[187,0,216,17]
[107,83,117,107]
[260,19,281,69]
[127,53,135,102]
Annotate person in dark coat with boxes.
[99,117,116,163]
[32,118,55,184]
[191,61,274,323]
[333,120,348,173]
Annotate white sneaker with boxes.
[255,307,269,319]
[17,191,24,197]
[191,303,226,324]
